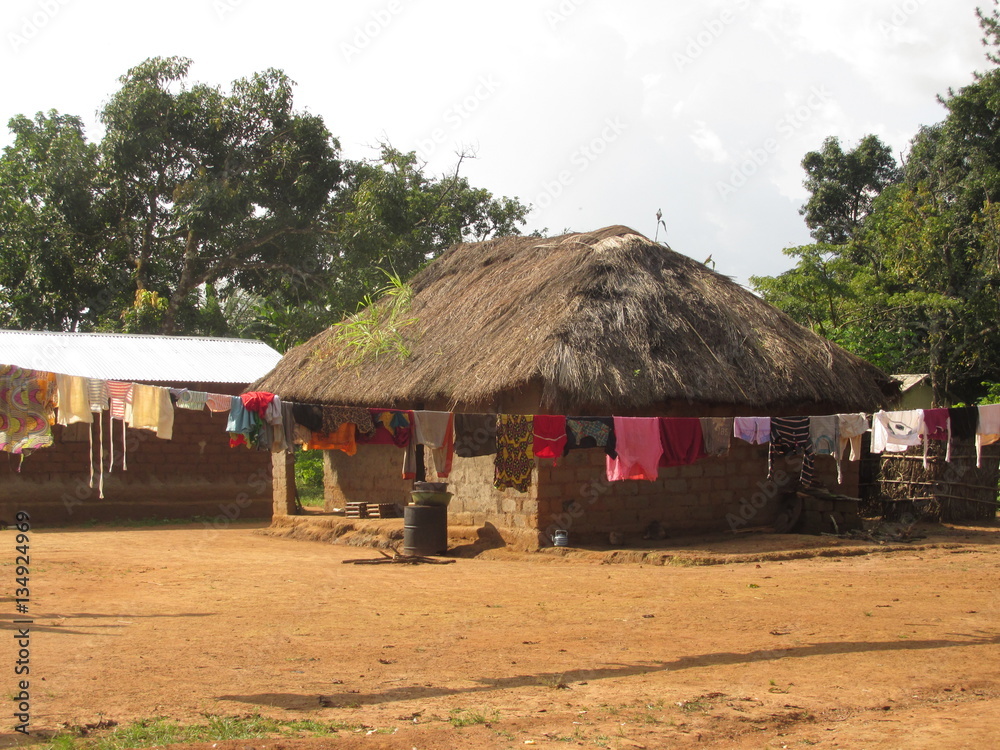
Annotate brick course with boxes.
[314,410,864,545]
[1,383,272,525]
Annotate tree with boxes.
[857,183,998,400]
[249,145,529,350]
[0,58,529,345]
[325,146,526,313]
[752,135,903,368]
[0,57,343,335]
[0,112,128,330]
[753,6,1000,404]
[750,242,853,336]
[977,0,1000,65]
[799,134,901,246]
[757,159,1000,403]
[98,57,344,334]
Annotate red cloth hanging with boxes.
[658,418,708,467]
[241,391,275,418]
[532,415,567,462]
[921,408,949,441]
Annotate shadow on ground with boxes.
[219,632,1000,710]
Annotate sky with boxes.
[0,0,990,286]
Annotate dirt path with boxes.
[4,523,1000,749]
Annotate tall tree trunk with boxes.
[161,230,201,335]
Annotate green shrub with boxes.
[294,448,324,490]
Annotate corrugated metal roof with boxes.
[0,330,283,384]
[893,373,930,392]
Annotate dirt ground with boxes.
[4,521,1000,749]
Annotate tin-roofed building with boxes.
[0,330,283,525]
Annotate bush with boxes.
[294,449,324,491]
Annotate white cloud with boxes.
[690,122,730,163]
[0,0,990,288]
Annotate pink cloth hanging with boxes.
[606,417,662,481]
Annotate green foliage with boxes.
[0,59,528,347]
[119,289,167,333]
[753,6,1000,405]
[294,448,324,489]
[0,111,126,330]
[330,271,418,365]
[246,143,527,349]
[448,708,498,728]
[800,134,900,244]
[39,714,373,750]
[0,57,342,335]
[293,446,326,507]
[218,145,529,351]
[98,57,344,334]
[750,242,855,335]
[980,1,1000,67]
[979,382,1000,405]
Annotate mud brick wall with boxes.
[438,453,540,531]
[320,437,861,544]
[0,383,272,526]
[323,443,412,510]
[533,442,859,544]
[322,440,544,531]
[797,494,863,535]
[533,442,765,543]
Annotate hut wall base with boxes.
[1,405,273,526]
[272,451,297,516]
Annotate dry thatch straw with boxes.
[253,226,897,413]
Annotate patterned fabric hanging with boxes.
[358,409,413,448]
[494,414,534,492]
[769,416,817,487]
[0,366,56,456]
[564,416,616,457]
[321,405,376,437]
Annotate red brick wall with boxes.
[317,439,859,545]
[313,399,865,545]
[323,443,412,509]
[534,442,856,544]
[0,384,272,526]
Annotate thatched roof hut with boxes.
[254,226,895,414]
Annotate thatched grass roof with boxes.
[253,226,896,413]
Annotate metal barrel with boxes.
[403,504,448,556]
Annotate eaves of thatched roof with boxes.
[253,226,897,413]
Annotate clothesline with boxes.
[6,364,998,499]
[0,366,236,498]
[226,394,1000,494]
